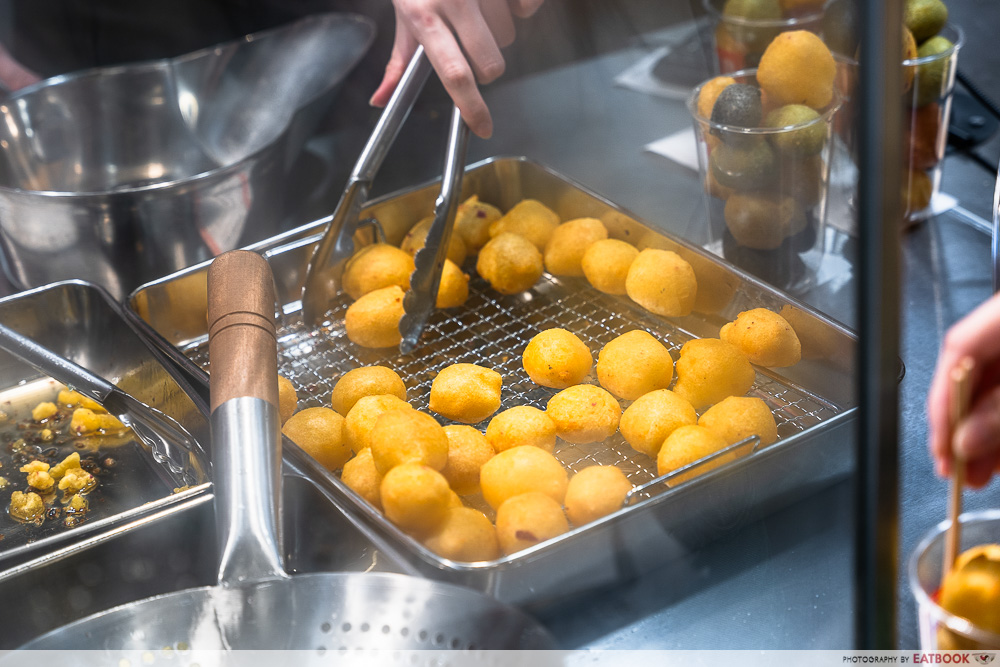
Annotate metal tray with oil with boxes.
[127,156,858,606]
[0,280,211,581]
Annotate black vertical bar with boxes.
[856,0,904,649]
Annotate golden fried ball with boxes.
[619,389,697,458]
[495,491,569,555]
[476,232,545,295]
[423,507,501,562]
[429,363,502,424]
[441,425,495,496]
[281,407,349,471]
[720,308,802,367]
[400,216,468,267]
[488,199,560,251]
[581,239,639,295]
[485,406,557,454]
[341,447,383,510]
[436,259,470,309]
[543,217,609,277]
[380,463,452,536]
[779,304,840,360]
[675,247,739,315]
[938,543,1000,646]
[699,396,778,448]
[625,249,697,318]
[564,465,632,526]
[344,285,405,349]
[596,330,674,401]
[546,384,621,444]
[522,328,593,389]
[480,445,569,510]
[330,366,407,416]
[342,243,415,301]
[277,375,297,425]
[657,424,733,486]
[343,394,411,453]
[455,195,503,252]
[672,338,755,410]
[370,408,449,475]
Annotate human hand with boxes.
[0,42,41,93]
[927,294,1000,488]
[369,0,544,139]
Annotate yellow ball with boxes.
[370,408,449,475]
[277,375,297,425]
[429,363,503,424]
[938,543,1000,644]
[441,424,495,496]
[380,463,452,537]
[696,76,737,119]
[596,330,674,401]
[581,239,639,295]
[344,285,405,349]
[720,308,802,367]
[672,338,755,410]
[488,199,560,251]
[756,30,836,109]
[699,396,778,448]
[522,328,593,389]
[495,492,569,555]
[342,243,415,301]
[657,424,733,486]
[281,407,350,471]
[341,447,383,510]
[485,405,557,453]
[543,218,609,277]
[423,506,500,562]
[546,384,621,444]
[619,389,697,458]
[330,366,407,416]
[400,216,468,267]
[480,445,568,510]
[435,259,470,309]
[476,233,544,295]
[564,465,632,526]
[343,394,410,453]
[454,195,503,252]
[625,249,697,318]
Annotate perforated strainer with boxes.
[17,250,556,651]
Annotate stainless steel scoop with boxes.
[18,250,556,651]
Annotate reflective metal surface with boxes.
[0,13,374,300]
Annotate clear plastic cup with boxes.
[908,509,1000,650]
[902,23,964,223]
[702,0,825,74]
[688,68,841,293]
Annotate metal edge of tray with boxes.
[0,279,214,575]
[124,155,860,605]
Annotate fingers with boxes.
[508,0,545,18]
[370,10,420,108]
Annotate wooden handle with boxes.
[207,250,278,413]
[943,356,975,576]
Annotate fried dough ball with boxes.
[429,363,502,424]
[343,394,411,453]
[672,338,755,410]
[70,408,125,435]
[342,243,415,300]
[436,259,470,309]
[485,406,557,454]
[564,465,632,526]
[625,249,697,318]
[370,408,449,474]
[277,375,297,424]
[480,445,568,510]
[657,424,733,486]
[344,285,405,349]
[522,328,593,389]
[488,199,560,251]
[937,543,1000,647]
[281,407,350,471]
[476,233,545,295]
[619,389,697,458]
[424,506,500,561]
[380,463,452,536]
[581,239,639,295]
[32,401,57,422]
[546,384,621,444]
[495,492,569,555]
[720,308,802,367]
[400,216,468,267]
[698,396,778,448]
[455,195,503,252]
[341,447,383,510]
[441,425,495,496]
[779,304,840,360]
[596,330,674,401]
[330,366,407,416]
[543,217,609,277]
[675,247,739,315]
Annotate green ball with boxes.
[765,105,827,156]
[710,139,776,191]
[904,0,948,43]
[913,36,955,107]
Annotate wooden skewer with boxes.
[943,356,975,578]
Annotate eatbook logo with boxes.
[974,655,995,665]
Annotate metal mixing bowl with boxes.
[0,12,374,299]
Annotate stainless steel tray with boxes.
[127,156,858,605]
[0,280,212,582]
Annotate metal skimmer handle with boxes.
[300,47,434,324]
[399,105,470,353]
